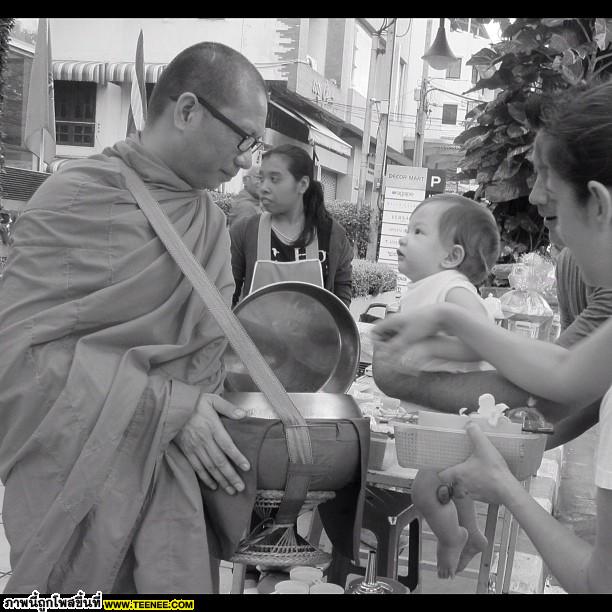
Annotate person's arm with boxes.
[557,284,612,348]
[372,303,612,407]
[330,223,353,308]
[229,217,247,307]
[439,423,612,593]
[416,336,482,363]
[545,399,600,449]
[372,359,532,412]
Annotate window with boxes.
[352,21,372,97]
[442,104,458,125]
[55,81,96,147]
[471,65,480,85]
[450,18,490,39]
[446,58,462,79]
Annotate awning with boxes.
[270,100,351,158]
[52,61,167,85]
[52,61,105,84]
[299,113,352,158]
[104,62,167,84]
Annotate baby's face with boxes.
[396,201,452,281]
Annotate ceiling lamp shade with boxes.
[422,18,458,71]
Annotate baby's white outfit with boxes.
[399,269,495,373]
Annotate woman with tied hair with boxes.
[230,144,353,307]
[371,79,612,593]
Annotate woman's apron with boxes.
[249,212,324,294]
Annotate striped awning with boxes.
[52,61,105,83]
[105,62,167,84]
[51,61,167,85]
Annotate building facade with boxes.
[3,18,495,209]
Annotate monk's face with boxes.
[179,86,267,190]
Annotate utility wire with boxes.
[395,18,412,38]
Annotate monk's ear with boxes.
[441,244,465,270]
[172,92,199,131]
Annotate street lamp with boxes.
[422,18,458,71]
[414,18,457,167]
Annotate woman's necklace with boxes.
[271,222,302,243]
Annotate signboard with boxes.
[426,169,446,193]
[383,198,423,214]
[385,165,428,190]
[385,187,426,201]
[382,210,412,226]
[379,222,408,238]
[378,165,448,291]
[379,234,400,250]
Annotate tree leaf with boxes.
[506,143,533,159]
[465,102,487,120]
[453,124,489,146]
[595,18,609,51]
[484,177,530,203]
[549,32,572,53]
[560,61,584,85]
[466,47,499,66]
[506,123,530,138]
[492,158,522,181]
[507,102,528,124]
[541,18,569,28]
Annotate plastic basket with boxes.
[393,422,546,481]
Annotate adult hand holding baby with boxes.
[437,421,519,506]
[371,304,450,352]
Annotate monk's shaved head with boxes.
[147,42,267,123]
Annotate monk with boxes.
[0,42,268,593]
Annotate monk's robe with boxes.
[0,136,235,593]
[0,136,368,594]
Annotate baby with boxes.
[379,194,500,578]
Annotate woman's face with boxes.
[259,154,308,216]
[544,150,612,288]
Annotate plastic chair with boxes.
[310,485,421,592]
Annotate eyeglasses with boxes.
[170,93,264,154]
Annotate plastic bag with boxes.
[500,253,554,341]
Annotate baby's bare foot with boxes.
[456,530,489,573]
[437,527,468,579]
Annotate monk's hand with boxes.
[175,393,250,495]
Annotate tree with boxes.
[455,18,612,260]
[0,18,15,190]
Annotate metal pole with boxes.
[356,30,380,210]
[366,18,398,261]
[413,19,432,168]
[39,128,45,172]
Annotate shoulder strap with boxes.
[257,212,272,260]
[116,159,313,468]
